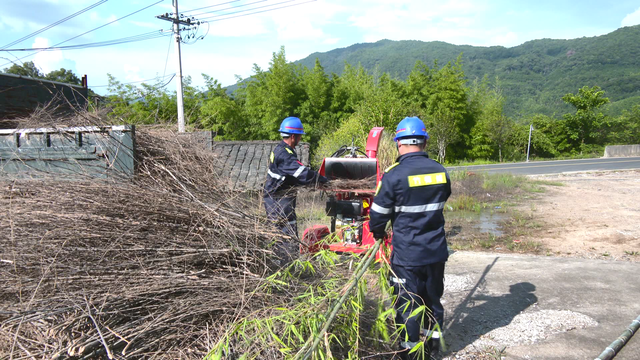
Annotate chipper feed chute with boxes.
[302,127,391,261]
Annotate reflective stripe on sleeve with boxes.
[293,165,306,178]
[371,202,392,214]
[391,276,406,284]
[267,169,285,180]
[394,201,445,213]
[288,220,297,225]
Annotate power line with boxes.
[0,0,109,50]
[91,73,176,88]
[0,30,172,52]
[200,0,316,22]
[186,0,268,18]
[0,0,164,68]
[181,0,241,14]
[162,31,173,78]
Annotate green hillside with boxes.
[295,25,640,117]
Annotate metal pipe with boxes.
[595,315,640,360]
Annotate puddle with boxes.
[447,210,505,237]
[478,212,505,237]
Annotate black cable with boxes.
[0,0,164,68]
[181,0,240,14]
[162,32,173,78]
[91,73,175,88]
[0,0,108,50]
[200,0,316,22]
[198,0,295,20]
[187,0,268,17]
[1,30,171,52]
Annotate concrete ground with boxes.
[442,251,640,359]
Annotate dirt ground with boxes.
[525,170,640,261]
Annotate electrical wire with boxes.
[162,32,173,78]
[186,0,268,18]
[0,0,108,50]
[200,0,316,22]
[0,30,171,52]
[0,0,164,68]
[181,0,240,14]
[91,73,175,88]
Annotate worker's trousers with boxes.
[391,262,446,344]
[264,195,298,263]
[264,195,298,238]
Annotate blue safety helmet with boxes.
[279,117,306,136]
[394,116,429,143]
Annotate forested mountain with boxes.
[295,25,640,118]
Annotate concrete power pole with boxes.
[173,0,185,133]
[157,0,192,133]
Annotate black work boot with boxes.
[426,337,440,358]
[398,342,429,360]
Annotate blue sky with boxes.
[1,0,640,95]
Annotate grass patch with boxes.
[446,194,483,212]
[445,173,549,255]
[482,173,526,191]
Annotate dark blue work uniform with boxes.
[263,141,326,240]
[369,151,451,352]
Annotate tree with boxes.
[424,57,468,163]
[236,46,305,140]
[607,105,640,145]
[470,79,513,162]
[45,68,81,85]
[562,85,610,153]
[200,74,245,139]
[297,58,333,146]
[2,61,44,78]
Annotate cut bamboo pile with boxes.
[0,114,290,359]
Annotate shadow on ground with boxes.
[444,257,538,354]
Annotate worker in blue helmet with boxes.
[369,116,451,359]
[264,117,328,264]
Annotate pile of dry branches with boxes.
[0,113,293,359]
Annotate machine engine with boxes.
[301,127,391,261]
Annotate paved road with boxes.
[447,156,640,175]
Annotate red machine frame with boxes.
[301,127,392,262]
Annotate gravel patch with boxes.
[445,274,475,292]
[470,309,598,348]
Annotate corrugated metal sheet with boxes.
[211,141,310,191]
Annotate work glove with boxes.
[319,175,329,184]
[372,230,386,240]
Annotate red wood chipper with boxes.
[301,127,392,262]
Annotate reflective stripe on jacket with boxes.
[369,152,451,266]
[263,141,324,197]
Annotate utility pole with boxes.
[157,0,193,133]
[526,124,533,162]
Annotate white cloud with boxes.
[345,1,493,44]
[205,17,270,38]
[32,37,64,73]
[277,18,325,40]
[123,64,144,82]
[621,7,640,27]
